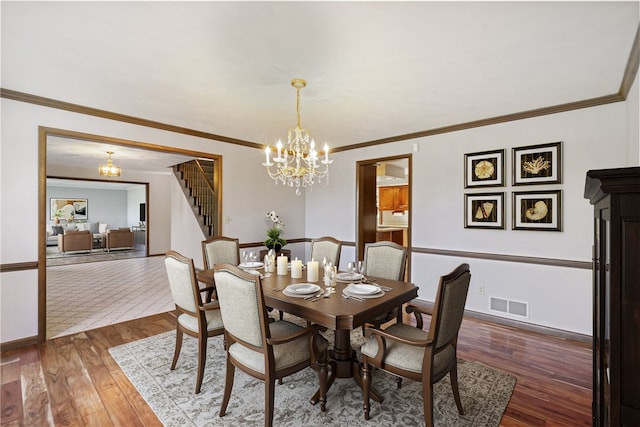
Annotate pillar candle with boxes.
[291,258,303,279]
[307,260,319,282]
[277,255,288,276]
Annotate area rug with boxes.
[109,327,516,426]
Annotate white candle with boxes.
[324,144,329,162]
[307,260,319,282]
[276,140,282,159]
[264,146,270,164]
[277,255,288,276]
[291,258,303,279]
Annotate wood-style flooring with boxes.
[0,311,592,426]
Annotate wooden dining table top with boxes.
[196,268,419,331]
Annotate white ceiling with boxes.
[2,1,638,174]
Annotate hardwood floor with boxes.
[1,311,592,426]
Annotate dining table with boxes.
[196,265,419,403]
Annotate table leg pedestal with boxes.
[310,329,383,405]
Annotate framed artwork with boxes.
[512,141,562,185]
[464,149,505,188]
[464,192,505,229]
[512,190,561,231]
[50,198,88,220]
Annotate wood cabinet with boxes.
[584,167,640,427]
[376,228,404,246]
[378,185,408,211]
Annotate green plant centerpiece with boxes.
[264,210,286,252]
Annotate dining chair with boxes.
[213,264,331,426]
[361,241,408,334]
[164,250,225,394]
[310,236,342,267]
[201,235,240,300]
[360,263,471,426]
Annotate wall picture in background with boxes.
[464,193,505,229]
[512,141,562,186]
[512,190,561,231]
[464,149,505,188]
[50,198,88,220]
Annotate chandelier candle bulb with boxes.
[277,254,288,276]
[291,258,303,279]
[307,260,319,282]
[264,147,271,165]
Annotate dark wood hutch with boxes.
[584,167,640,426]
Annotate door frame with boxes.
[356,153,412,281]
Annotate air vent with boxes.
[489,297,529,318]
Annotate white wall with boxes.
[1,97,303,343]
[127,186,146,227]
[1,84,638,343]
[627,69,640,164]
[305,101,635,335]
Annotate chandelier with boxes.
[263,79,332,195]
[99,151,121,177]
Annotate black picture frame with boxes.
[464,192,505,229]
[512,190,561,231]
[512,141,562,186]
[464,149,505,188]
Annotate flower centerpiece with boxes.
[264,210,286,252]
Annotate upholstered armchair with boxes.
[213,264,330,425]
[201,236,240,301]
[361,241,408,333]
[360,263,471,426]
[310,236,342,267]
[105,228,134,251]
[164,251,224,394]
[57,230,92,253]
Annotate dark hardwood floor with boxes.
[1,311,591,426]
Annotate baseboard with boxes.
[409,299,591,344]
[1,335,40,352]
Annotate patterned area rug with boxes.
[109,325,516,426]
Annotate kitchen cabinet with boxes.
[376,228,406,246]
[584,167,640,427]
[378,185,408,211]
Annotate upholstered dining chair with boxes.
[360,263,471,426]
[164,250,225,394]
[213,264,331,426]
[310,236,342,268]
[201,236,240,300]
[360,241,408,334]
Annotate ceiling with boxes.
[2,2,638,175]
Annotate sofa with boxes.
[58,230,92,253]
[47,222,108,246]
[105,228,134,251]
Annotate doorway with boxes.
[356,154,411,280]
[39,127,222,341]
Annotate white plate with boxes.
[347,283,381,295]
[336,272,364,282]
[285,283,321,295]
[239,261,264,269]
[343,288,385,299]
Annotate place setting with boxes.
[239,251,267,277]
[282,283,325,302]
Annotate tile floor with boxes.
[46,256,174,339]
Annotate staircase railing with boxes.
[175,159,217,237]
